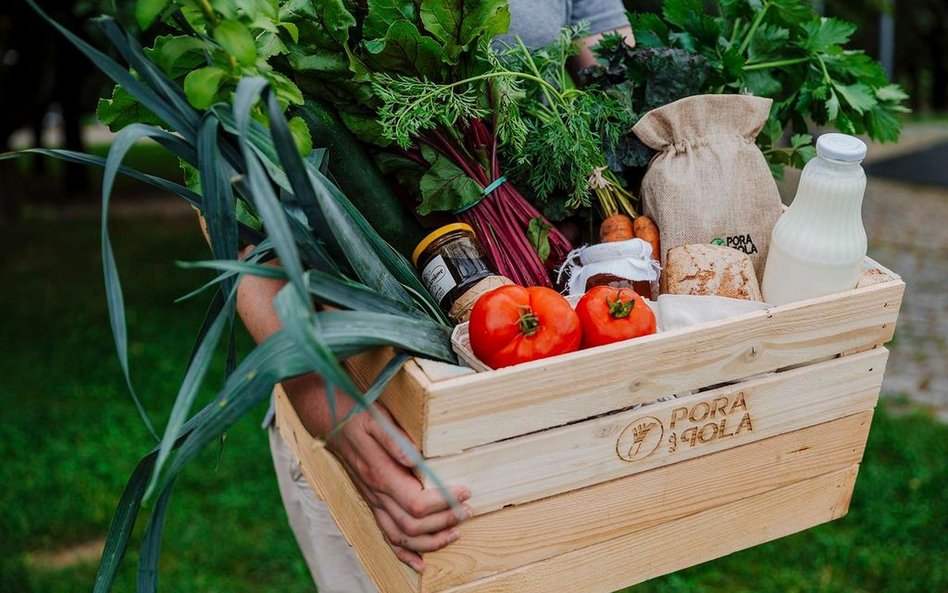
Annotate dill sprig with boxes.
[371,29,637,220]
[371,46,535,152]
[499,28,638,218]
[373,74,488,149]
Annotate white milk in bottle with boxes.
[761,133,868,305]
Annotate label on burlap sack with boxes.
[632,95,783,278]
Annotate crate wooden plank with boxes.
[414,358,476,382]
[345,348,431,446]
[424,348,886,513]
[441,465,859,593]
[424,410,872,591]
[422,279,902,456]
[274,388,421,593]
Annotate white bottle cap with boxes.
[816,133,867,162]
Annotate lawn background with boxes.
[1,154,945,592]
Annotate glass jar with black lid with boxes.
[412,223,495,314]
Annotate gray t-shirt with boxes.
[502,0,629,48]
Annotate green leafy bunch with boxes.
[595,0,909,176]
[272,0,526,218]
[274,1,574,287]
[278,0,512,146]
[497,28,637,220]
[581,37,710,169]
[365,26,636,220]
[98,0,311,153]
[8,2,464,590]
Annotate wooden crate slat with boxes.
[440,465,859,593]
[275,388,421,593]
[423,279,902,456]
[424,348,885,513]
[345,349,431,447]
[423,410,873,591]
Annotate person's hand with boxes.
[328,404,473,573]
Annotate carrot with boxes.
[633,215,661,263]
[599,214,634,243]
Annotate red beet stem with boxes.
[417,118,574,287]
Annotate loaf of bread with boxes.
[661,244,763,301]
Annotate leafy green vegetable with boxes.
[97,83,166,130]
[417,145,483,215]
[213,20,258,66]
[581,41,709,169]
[184,66,229,109]
[588,0,909,177]
[494,29,637,220]
[17,3,462,591]
[526,217,551,261]
[275,0,573,286]
[98,1,310,150]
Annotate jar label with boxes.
[421,254,458,305]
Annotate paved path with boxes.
[780,121,948,420]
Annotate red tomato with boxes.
[469,285,581,369]
[576,286,656,349]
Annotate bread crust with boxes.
[661,244,763,301]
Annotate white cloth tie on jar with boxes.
[557,238,662,296]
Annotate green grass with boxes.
[1,204,945,592]
[0,207,310,592]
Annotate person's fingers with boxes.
[367,415,418,468]
[377,491,473,536]
[385,476,472,518]
[343,461,384,509]
[390,543,425,573]
[370,506,427,571]
[373,506,462,554]
[346,428,472,517]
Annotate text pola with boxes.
[670,392,754,448]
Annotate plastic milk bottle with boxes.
[762,133,869,305]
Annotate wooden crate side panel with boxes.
[424,411,872,591]
[345,349,430,447]
[424,280,902,456]
[441,465,859,593]
[274,388,421,593]
[423,411,872,592]
[424,349,886,513]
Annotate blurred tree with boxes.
[0,0,123,218]
[824,0,946,111]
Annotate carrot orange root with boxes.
[600,214,634,243]
[632,215,661,263]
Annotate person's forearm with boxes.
[232,248,353,436]
[234,249,289,344]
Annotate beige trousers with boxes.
[268,424,380,593]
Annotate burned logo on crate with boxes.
[666,392,754,453]
[614,392,755,462]
[615,416,664,462]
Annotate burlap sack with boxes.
[632,94,783,277]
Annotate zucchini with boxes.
[297,100,426,259]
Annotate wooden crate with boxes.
[275,258,903,593]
